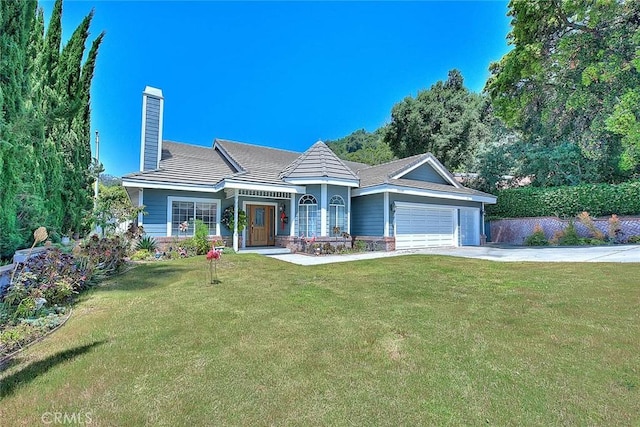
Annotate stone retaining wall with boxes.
[490,216,640,245]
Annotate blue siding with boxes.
[142,189,224,237]
[295,185,321,237]
[403,163,449,184]
[143,97,161,171]
[327,185,348,203]
[351,194,384,236]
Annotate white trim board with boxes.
[353,185,497,204]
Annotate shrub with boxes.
[136,236,157,253]
[80,235,129,280]
[554,221,582,246]
[130,249,152,261]
[487,180,640,219]
[576,211,605,240]
[354,240,367,252]
[178,238,198,257]
[628,235,640,244]
[2,250,89,309]
[608,214,623,243]
[323,243,336,254]
[524,224,549,246]
[192,220,211,255]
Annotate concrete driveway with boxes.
[268,245,640,266]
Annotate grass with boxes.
[0,254,639,426]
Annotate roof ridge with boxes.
[214,139,247,173]
[215,138,302,155]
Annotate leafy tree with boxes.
[384,69,488,171]
[326,128,395,165]
[92,184,144,237]
[486,0,640,183]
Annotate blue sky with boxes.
[41,1,512,177]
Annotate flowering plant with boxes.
[206,248,222,284]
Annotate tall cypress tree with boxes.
[0,0,38,256]
[0,0,103,256]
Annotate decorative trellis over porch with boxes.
[223,187,300,251]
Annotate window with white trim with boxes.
[298,194,317,237]
[170,198,218,236]
[329,195,346,236]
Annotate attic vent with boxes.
[225,189,291,200]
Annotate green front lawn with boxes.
[1,254,638,425]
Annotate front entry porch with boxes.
[246,204,276,247]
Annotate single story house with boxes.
[122,87,497,251]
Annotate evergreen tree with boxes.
[0,0,38,256]
[384,69,488,171]
[0,0,103,256]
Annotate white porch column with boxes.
[383,192,390,237]
[289,193,296,237]
[137,189,144,227]
[320,184,327,236]
[346,187,351,234]
[481,202,486,235]
[233,192,239,251]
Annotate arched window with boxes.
[329,195,346,236]
[298,194,317,237]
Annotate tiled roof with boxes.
[280,141,359,181]
[355,153,427,187]
[123,141,235,186]
[123,139,494,200]
[214,139,301,184]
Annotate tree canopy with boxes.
[486,0,640,184]
[326,128,395,166]
[383,69,488,171]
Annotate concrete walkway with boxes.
[267,245,640,266]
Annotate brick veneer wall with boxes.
[275,235,395,252]
[490,216,640,245]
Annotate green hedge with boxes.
[487,181,640,219]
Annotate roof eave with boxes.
[283,177,360,187]
[122,177,220,193]
[352,183,497,204]
[215,178,306,194]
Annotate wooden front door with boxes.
[248,204,275,246]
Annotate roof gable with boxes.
[388,154,461,188]
[280,141,359,183]
[356,153,460,188]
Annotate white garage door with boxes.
[395,202,456,249]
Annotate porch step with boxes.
[239,247,291,255]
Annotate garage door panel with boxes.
[459,208,480,246]
[395,204,455,249]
